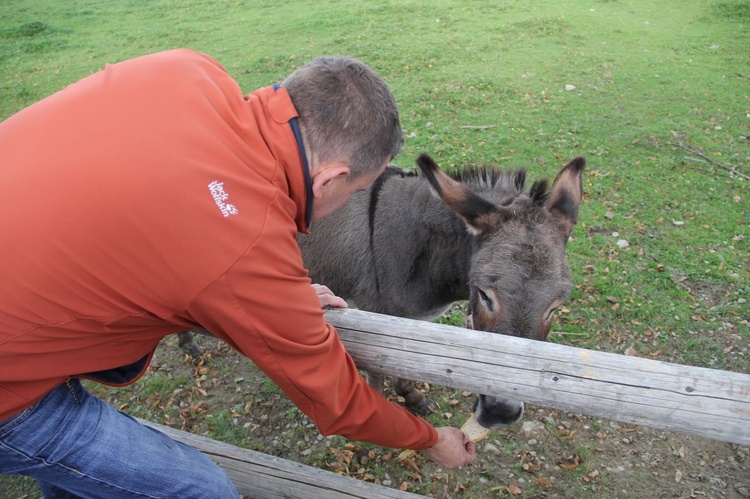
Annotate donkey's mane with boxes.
[450,165,550,208]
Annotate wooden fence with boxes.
[146,308,749,497]
[327,308,749,447]
[138,419,419,499]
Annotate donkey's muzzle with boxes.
[474,395,524,429]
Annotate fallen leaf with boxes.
[520,450,543,472]
[508,481,522,495]
[556,454,582,471]
[534,477,554,487]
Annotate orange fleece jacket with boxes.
[0,49,438,450]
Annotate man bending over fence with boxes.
[0,49,475,498]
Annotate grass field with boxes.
[1,0,748,497]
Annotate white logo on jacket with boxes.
[208,181,238,217]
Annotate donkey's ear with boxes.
[417,153,503,235]
[547,156,586,241]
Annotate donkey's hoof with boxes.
[407,398,437,417]
[183,342,203,361]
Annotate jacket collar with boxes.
[249,85,313,233]
[275,84,314,229]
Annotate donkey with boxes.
[296,153,585,429]
[179,153,585,429]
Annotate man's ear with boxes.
[311,161,350,198]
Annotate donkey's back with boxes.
[299,165,471,321]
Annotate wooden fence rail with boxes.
[138,419,419,499]
[143,309,748,497]
[325,308,750,447]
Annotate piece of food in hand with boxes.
[460,413,492,442]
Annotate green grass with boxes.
[1,1,748,495]
[204,410,253,447]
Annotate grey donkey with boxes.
[298,153,585,428]
[179,153,585,429]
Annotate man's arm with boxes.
[309,284,476,469]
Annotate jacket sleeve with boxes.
[184,204,438,450]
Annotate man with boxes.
[0,49,475,498]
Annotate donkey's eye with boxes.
[544,308,557,323]
[477,288,493,310]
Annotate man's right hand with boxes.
[422,427,476,468]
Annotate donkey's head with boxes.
[417,153,585,428]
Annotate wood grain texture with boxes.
[325,308,750,446]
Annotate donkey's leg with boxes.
[394,378,437,416]
[366,371,386,395]
[177,330,203,359]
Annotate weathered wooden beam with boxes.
[325,308,750,447]
[138,419,420,499]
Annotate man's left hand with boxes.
[312,283,348,309]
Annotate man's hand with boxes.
[312,283,348,309]
[422,427,476,468]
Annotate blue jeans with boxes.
[0,379,238,498]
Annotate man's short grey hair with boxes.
[282,56,403,180]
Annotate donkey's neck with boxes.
[369,175,474,320]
